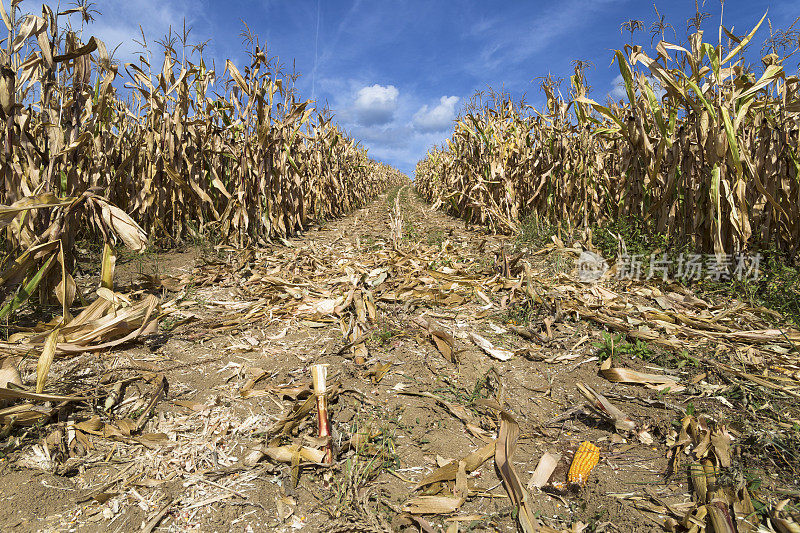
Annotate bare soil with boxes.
[1,187,798,532]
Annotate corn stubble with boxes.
[416,13,799,257]
[0,1,405,318]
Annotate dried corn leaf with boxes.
[35,328,59,394]
[576,382,637,432]
[496,411,560,533]
[0,194,72,228]
[415,441,495,489]
[414,316,457,362]
[403,495,465,515]
[470,332,513,361]
[600,358,684,392]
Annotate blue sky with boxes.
[50,0,798,175]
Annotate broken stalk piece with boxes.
[311,364,333,464]
[576,381,636,432]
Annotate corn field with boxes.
[415,14,800,258]
[0,1,405,317]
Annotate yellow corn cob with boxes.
[567,441,600,486]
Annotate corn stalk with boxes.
[416,15,799,258]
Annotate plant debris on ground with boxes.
[2,187,799,532]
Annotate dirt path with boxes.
[1,186,798,532]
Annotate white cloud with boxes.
[610,74,627,101]
[609,74,666,102]
[353,84,399,126]
[413,96,459,132]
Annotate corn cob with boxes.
[567,441,600,486]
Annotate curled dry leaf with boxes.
[576,381,637,433]
[0,366,23,408]
[402,495,465,515]
[91,197,148,253]
[265,445,327,464]
[0,294,161,356]
[415,441,495,489]
[364,361,393,384]
[0,193,72,228]
[470,332,513,361]
[404,460,469,515]
[244,445,328,467]
[599,357,685,392]
[414,315,457,363]
[496,411,562,533]
[0,388,93,404]
[35,328,60,394]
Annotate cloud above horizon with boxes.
[609,74,666,103]
[413,96,459,132]
[353,84,399,126]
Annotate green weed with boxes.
[593,332,653,361]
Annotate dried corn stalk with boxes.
[416,15,799,257]
[0,1,406,321]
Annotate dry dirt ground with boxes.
[1,186,799,532]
